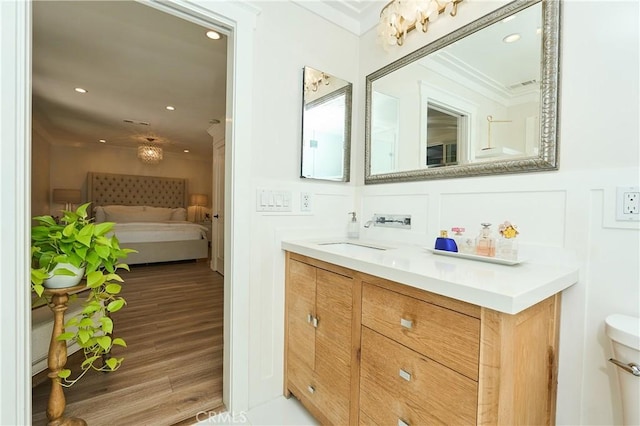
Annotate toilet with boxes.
[605,314,640,425]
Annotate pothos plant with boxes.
[31,202,136,385]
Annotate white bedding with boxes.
[112,221,207,243]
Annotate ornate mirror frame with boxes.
[365,0,560,184]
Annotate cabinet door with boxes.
[287,259,316,371]
[315,268,353,424]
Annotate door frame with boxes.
[0,0,257,421]
[212,138,225,275]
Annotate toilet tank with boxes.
[605,314,640,426]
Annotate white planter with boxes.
[43,263,85,289]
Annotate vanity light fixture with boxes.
[99,139,106,143]
[74,87,87,93]
[377,0,462,47]
[304,68,330,93]
[166,105,175,111]
[183,149,190,153]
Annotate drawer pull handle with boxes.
[312,316,319,328]
[399,368,411,381]
[398,419,409,426]
[400,318,413,329]
[307,385,315,394]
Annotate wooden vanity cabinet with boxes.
[284,251,562,425]
[284,253,361,425]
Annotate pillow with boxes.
[94,206,106,223]
[103,205,144,214]
[170,208,187,221]
[105,209,173,223]
[95,205,143,223]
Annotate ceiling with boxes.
[32,1,228,158]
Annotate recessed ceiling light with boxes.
[503,33,521,43]
[206,30,221,40]
[183,149,190,153]
[74,87,87,94]
[502,15,516,23]
[99,139,106,143]
[166,105,175,111]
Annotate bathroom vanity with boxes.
[283,240,579,425]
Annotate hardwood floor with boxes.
[32,261,224,425]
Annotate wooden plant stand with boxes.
[44,284,87,426]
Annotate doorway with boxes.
[29,1,232,423]
[2,0,257,421]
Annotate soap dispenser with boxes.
[475,223,496,257]
[347,212,359,239]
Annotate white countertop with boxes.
[282,239,579,315]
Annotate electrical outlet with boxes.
[616,186,640,221]
[300,192,312,212]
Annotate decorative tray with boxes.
[424,248,525,266]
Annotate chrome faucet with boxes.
[367,214,412,229]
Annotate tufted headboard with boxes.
[87,172,188,209]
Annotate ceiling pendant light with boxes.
[137,137,163,164]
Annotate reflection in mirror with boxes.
[301,67,352,182]
[366,0,560,183]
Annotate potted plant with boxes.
[31,202,136,385]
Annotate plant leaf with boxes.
[105,357,119,370]
[58,369,71,379]
[78,329,91,344]
[100,316,114,334]
[57,332,75,341]
[105,283,122,294]
[95,245,110,259]
[94,222,114,236]
[112,338,127,347]
[86,271,105,288]
[107,299,125,313]
[76,223,95,247]
[81,355,100,369]
[79,318,94,328]
[96,336,111,351]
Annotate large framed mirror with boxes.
[365,0,560,184]
[301,66,352,182]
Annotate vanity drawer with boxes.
[288,353,351,425]
[359,327,477,425]
[362,282,480,380]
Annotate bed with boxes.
[87,172,209,265]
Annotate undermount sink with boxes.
[318,241,390,254]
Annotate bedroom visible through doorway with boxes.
[30,1,229,423]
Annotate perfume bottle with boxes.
[435,230,458,252]
[475,223,496,257]
[451,227,475,254]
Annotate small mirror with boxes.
[366,0,560,183]
[301,66,352,182]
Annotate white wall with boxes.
[358,1,639,425]
[234,1,360,408]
